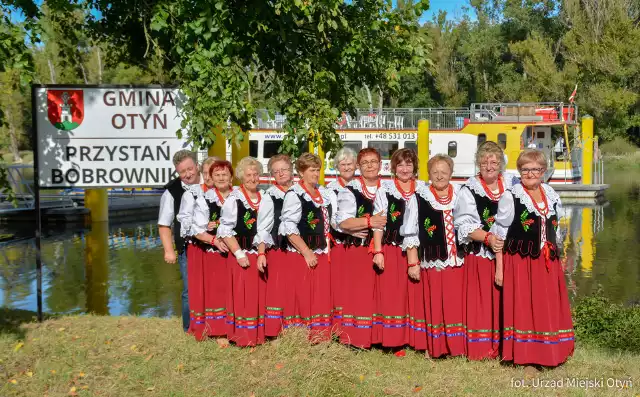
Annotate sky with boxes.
[422,0,471,22]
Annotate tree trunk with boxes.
[6,109,22,163]
[363,83,373,112]
[79,60,88,84]
[377,86,383,114]
[96,46,103,84]
[47,59,56,83]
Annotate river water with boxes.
[1,182,639,316]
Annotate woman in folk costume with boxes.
[279,153,338,342]
[177,159,233,344]
[491,149,574,367]
[217,157,274,347]
[371,148,422,347]
[263,154,294,337]
[325,147,357,332]
[200,156,219,191]
[404,154,465,358]
[454,141,519,360]
[336,148,386,348]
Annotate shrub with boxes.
[573,291,640,353]
[599,136,638,156]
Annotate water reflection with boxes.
[1,190,639,316]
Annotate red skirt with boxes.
[501,253,575,367]
[264,249,288,337]
[408,270,427,350]
[283,252,332,342]
[186,244,227,340]
[340,245,377,348]
[462,253,500,360]
[423,266,465,358]
[373,245,409,347]
[226,253,266,347]
[330,243,347,334]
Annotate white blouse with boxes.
[489,183,563,249]
[454,174,519,259]
[326,179,345,191]
[372,179,424,248]
[216,188,275,253]
[265,184,287,201]
[278,183,338,254]
[401,183,463,269]
[177,185,232,238]
[336,178,379,226]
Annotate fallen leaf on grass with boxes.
[359,375,365,383]
[14,342,24,352]
[413,386,423,393]
[146,387,155,392]
[130,344,137,351]
[250,359,257,366]
[9,379,17,384]
[50,370,57,374]
[26,371,33,377]
[57,327,66,332]
[72,335,81,341]
[375,371,382,377]
[176,363,184,371]
[79,372,86,378]
[145,354,154,362]
[394,350,406,357]
[68,386,78,396]
[81,386,89,390]
[275,363,284,370]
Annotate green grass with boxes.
[1,313,639,396]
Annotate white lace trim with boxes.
[421,255,464,270]
[290,183,333,208]
[203,187,232,205]
[279,231,329,254]
[345,178,379,196]
[470,248,496,260]
[226,188,265,211]
[266,185,287,200]
[280,224,301,236]
[216,229,237,239]
[458,222,484,244]
[415,184,457,211]
[185,184,203,197]
[400,236,420,251]
[253,232,275,248]
[378,179,424,200]
[464,174,517,200]
[511,184,560,219]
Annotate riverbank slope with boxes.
[1,313,638,396]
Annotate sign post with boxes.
[32,84,190,321]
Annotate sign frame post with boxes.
[30,84,44,322]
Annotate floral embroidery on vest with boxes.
[552,219,558,230]
[357,204,368,217]
[307,211,320,230]
[423,217,436,237]
[389,202,401,222]
[482,207,495,228]
[520,210,534,231]
[243,211,256,229]
[210,212,220,230]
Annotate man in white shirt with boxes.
[158,150,200,332]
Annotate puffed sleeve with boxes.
[279,193,302,236]
[157,190,174,227]
[253,194,275,247]
[454,187,484,245]
[216,195,238,238]
[400,195,420,250]
[554,196,564,245]
[336,188,357,226]
[372,188,388,232]
[177,193,196,238]
[327,189,339,230]
[489,193,514,240]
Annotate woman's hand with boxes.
[237,256,250,268]
[369,212,387,229]
[303,249,318,268]
[408,265,420,281]
[373,252,384,270]
[207,221,216,231]
[257,254,267,273]
[489,234,504,252]
[214,238,229,253]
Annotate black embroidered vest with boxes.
[504,193,559,260]
[465,186,500,255]
[343,186,374,247]
[329,186,349,244]
[233,199,259,251]
[416,194,460,262]
[285,193,330,251]
[383,192,406,245]
[165,178,186,254]
[270,193,287,251]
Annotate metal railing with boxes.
[470,102,578,124]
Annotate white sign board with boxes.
[34,86,191,188]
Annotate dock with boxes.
[550,183,609,204]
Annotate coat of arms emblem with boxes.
[47,89,84,131]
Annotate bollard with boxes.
[417,120,430,181]
[581,116,594,185]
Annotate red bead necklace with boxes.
[394,178,416,200]
[240,185,261,211]
[299,181,324,205]
[523,186,549,216]
[479,175,504,201]
[359,176,380,200]
[429,184,453,205]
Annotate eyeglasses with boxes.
[480,161,500,169]
[520,168,544,175]
[359,160,379,168]
[272,168,291,175]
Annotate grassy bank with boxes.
[1,313,638,396]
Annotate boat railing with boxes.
[470,102,578,124]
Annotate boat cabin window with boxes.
[497,133,507,150]
[249,140,259,158]
[404,141,417,151]
[448,141,457,158]
[343,141,363,153]
[478,134,487,146]
[263,140,282,158]
[536,130,545,139]
[368,141,398,160]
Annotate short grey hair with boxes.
[200,156,220,172]
[173,150,198,167]
[235,156,264,180]
[333,147,357,169]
